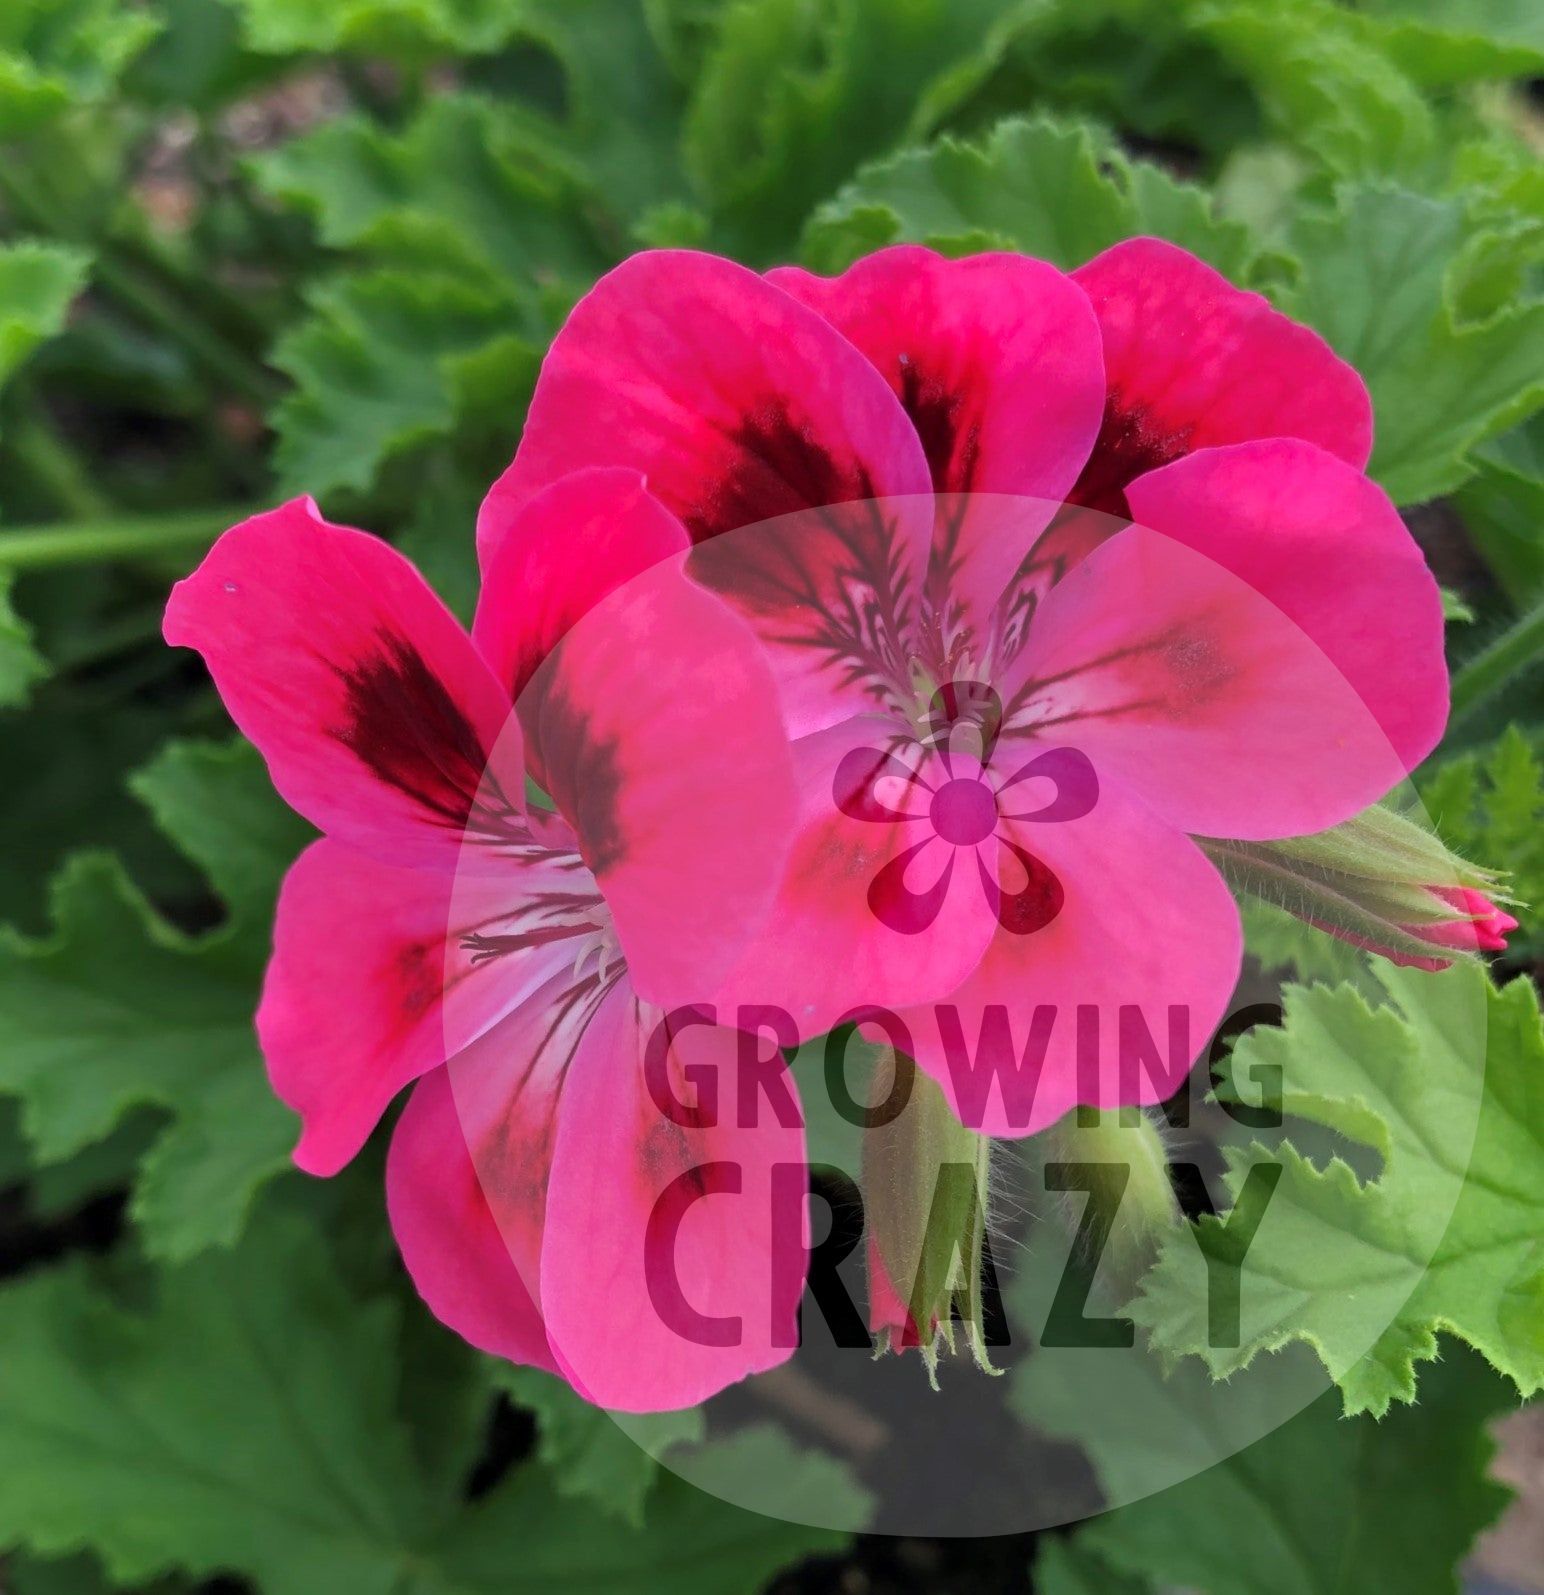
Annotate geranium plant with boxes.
[0,0,1540,1590]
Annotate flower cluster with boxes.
[168,238,1471,1408]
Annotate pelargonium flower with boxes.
[483,240,1448,1137]
[164,470,806,1411]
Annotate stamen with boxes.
[570,927,619,984]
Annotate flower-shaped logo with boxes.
[834,684,1098,937]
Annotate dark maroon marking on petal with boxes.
[330,631,501,831]
[681,399,879,545]
[462,920,602,966]
[897,357,982,495]
[395,940,443,1021]
[982,841,1064,936]
[475,969,620,1219]
[1068,394,1193,518]
[868,837,952,935]
[520,681,627,880]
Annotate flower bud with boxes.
[1042,1106,1180,1284]
[861,1047,998,1383]
[1202,802,1519,971]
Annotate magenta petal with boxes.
[474,467,690,702]
[387,1064,559,1374]
[1126,438,1447,806]
[768,247,1104,628]
[259,837,598,1175]
[1070,238,1373,515]
[769,246,1103,500]
[538,985,808,1412]
[477,249,931,567]
[431,964,623,1384]
[903,779,1242,1138]
[1003,442,1444,839]
[517,559,798,1009]
[164,499,524,870]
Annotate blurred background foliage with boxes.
[0,1,1541,1591]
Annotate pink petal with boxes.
[1069,238,1374,516]
[712,719,1000,1037]
[1002,441,1445,839]
[1126,438,1446,797]
[164,499,524,870]
[769,247,1102,499]
[260,835,599,1175]
[686,493,935,737]
[387,1063,559,1374]
[768,247,1105,627]
[478,249,931,565]
[903,777,1241,1137]
[473,468,690,702]
[428,963,626,1378]
[537,984,808,1411]
[517,558,798,1008]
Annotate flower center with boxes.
[930,778,998,847]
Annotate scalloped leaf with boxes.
[1131,961,1544,1415]
[803,116,1258,277]
[0,740,311,1258]
[1029,1344,1512,1595]
[1282,185,1544,505]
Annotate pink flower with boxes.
[488,240,1449,1137]
[1322,884,1520,972]
[164,471,807,1411]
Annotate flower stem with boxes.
[1448,595,1544,734]
[0,506,252,571]
[6,400,113,521]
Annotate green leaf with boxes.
[1352,0,1544,86]
[1421,726,1544,949]
[513,0,695,223]
[1239,897,1367,985]
[1032,1346,1512,1595]
[232,0,525,56]
[804,116,1257,277]
[0,569,48,706]
[1282,185,1544,505]
[1456,418,1544,605]
[436,1424,859,1594]
[0,740,311,1259]
[0,1205,853,1593]
[686,0,1035,258]
[652,1424,875,1542]
[252,95,607,291]
[0,240,91,389]
[939,0,1262,160]
[127,736,314,950]
[1034,1539,1150,1595]
[0,0,159,135]
[269,269,537,502]
[0,1208,440,1592]
[0,854,295,1259]
[1131,961,1544,1415]
[493,1365,705,1528]
[1196,0,1434,176]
